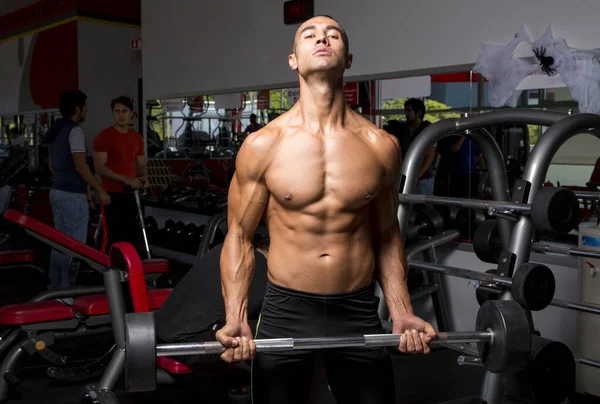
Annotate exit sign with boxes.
[283,0,314,25]
[131,37,142,50]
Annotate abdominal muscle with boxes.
[264,210,376,294]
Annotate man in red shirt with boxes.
[93,96,149,253]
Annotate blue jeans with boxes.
[49,189,89,290]
[417,177,435,195]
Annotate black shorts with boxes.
[252,280,395,404]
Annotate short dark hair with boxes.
[59,90,87,118]
[111,96,134,111]
[404,98,426,120]
[293,15,349,56]
[250,113,257,121]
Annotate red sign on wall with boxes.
[344,82,359,105]
[131,37,142,50]
[257,90,271,110]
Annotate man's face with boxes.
[113,103,133,126]
[76,105,87,123]
[404,105,417,122]
[288,16,352,76]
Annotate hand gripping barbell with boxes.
[123,300,531,393]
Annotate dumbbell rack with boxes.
[147,160,173,190]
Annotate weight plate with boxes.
[455,208,486,238]
[124,312,157,393]
[476,300,530,374]
[473,220,501,264]
[504,335,575,404]
[512,263,556,311]
[531,187,580,234]
[434,205,459,229]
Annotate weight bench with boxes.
[0,210,172,401]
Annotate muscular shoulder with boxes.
[355,116,400,183]
[236,126,281,181]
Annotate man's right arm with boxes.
[93,151,128,183]
[217,131,271,362]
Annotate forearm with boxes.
[376,236,414,320]
[96,164,128,183]
[137,163,148,178]
[76,164,105,193]
[221,233,255,324]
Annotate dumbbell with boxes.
[406,206,446,242]
[122,300,532,393]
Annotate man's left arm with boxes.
[373,134,436,353]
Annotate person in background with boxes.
[93,96,149,253]
[245,113,263,134]
[46,89,110,289]
[437,134,486,198]
[404,98,435,195]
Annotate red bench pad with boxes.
[141,259,170,274]
[4,209,110,267]
[157,356,193,374]
[72,288,172,316]
[0,301,74,325]
[0,250,35,265]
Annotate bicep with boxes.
[372,183,400,241]
[94,152,108,168]
[226,171,269,240]
[136,155,146,166]
[68,128,86,154]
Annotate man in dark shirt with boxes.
[437,135,486,198]
[404,98,435,195]
[46,90,110,289]
[154,233,269,366]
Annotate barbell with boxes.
[474,219,600,264]
[399,186,581,235]
[123,300,531,393]
[409,260,556,311]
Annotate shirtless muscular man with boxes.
[217,15,437,403]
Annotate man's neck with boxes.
[410,118,422,131]
[113,124,129,134]
[297,74,348,132]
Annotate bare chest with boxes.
[265,134,385,211]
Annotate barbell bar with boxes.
[124,300,532,393]
[399,187,580,235]
[476,283,600,316]
[157,331,493,356]
[409,260,556,311]
[531,243,600,260]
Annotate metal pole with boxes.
[423,246,452,332]
[410,260,514,287]
[397,109,567,243]
[398,193,530,213]
[133,190,152,259]
[531,243,600,260]
[477,286,600,315]
[155,331,493,356]
[510,114,600,271]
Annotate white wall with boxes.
[78,20,142,153]
[0,36,33,115]
[142,0,600,100]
